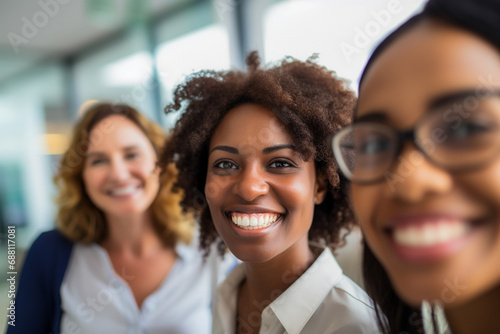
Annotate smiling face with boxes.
[206,103,326,263]
[82,115,160,219]
[353,19,500,307]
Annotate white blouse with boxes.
[212,245,379,334]
[60,241,232,334]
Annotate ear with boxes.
[314,173,328,205]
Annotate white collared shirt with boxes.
[61,241,232,334]
[213,246,379,334]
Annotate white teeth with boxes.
[230,213,280,230]
[109,185,137,196]
[394,220,469,247]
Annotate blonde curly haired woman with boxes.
[9,103,229,334]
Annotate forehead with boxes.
[87,115,150,150]
[358,19,500,127]
[209,103,292,147]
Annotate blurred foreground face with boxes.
[352,20,500,307]
[83,115,160,218]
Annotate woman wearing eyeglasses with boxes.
[331,0,500,333]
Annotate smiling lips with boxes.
[392,218,470,248]
[108,185,139,196]
[230,212,280,230]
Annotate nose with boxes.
[109,157,130,181]
[387,144,453,202]
[232,164,269,202]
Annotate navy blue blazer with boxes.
[6,230,73,334]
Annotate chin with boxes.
[227,243,277,263]
[392,279,456,309]
[107,207,148,217]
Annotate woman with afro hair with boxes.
[161,52,377,334]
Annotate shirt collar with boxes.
[215,263,247,334]
[214,245,343,334]
[268,246,343,334]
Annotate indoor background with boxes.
[0,0,425,329]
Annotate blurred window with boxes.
[263,0,426,93]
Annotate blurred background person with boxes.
[8,103,227,334]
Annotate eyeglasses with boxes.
[331,92,500,184]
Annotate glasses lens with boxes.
[418,97,500,170]
[333,124,397,182]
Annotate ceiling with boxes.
[0,0,194,83]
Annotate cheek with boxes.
[460,158,500,209]
[82,169,99,194]
[351,184,380,229]
[148,174,160,195]
[205,173,237,208]
[280,175,317,219]
[205,176,222,205]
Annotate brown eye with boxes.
[89,158,106,166]
[215,161,237,169]
[269,160,292,168]
[126,152,139,159]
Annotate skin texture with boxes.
[353,19,500,333]
[82,115,175,307]
[206,103,326,332]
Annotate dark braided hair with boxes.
[160,51,356,256]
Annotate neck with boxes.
[241,236,315,311]
[445,283,500,334]
[102,211,163,257]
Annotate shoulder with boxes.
[308,263,379,332]
[32,229,73,247]
[331,274,375,311]
[310,246,377,319]
[24,229,74,269]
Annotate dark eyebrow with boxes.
[354,111,388,123]
[209,145,239,155]
[209,144,297,155]
[262,144,297,154]
[428,89,483,109]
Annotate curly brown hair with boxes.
[55,103,194,247]
[160,52,356,255]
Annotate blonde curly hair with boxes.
[54,103,193,247]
